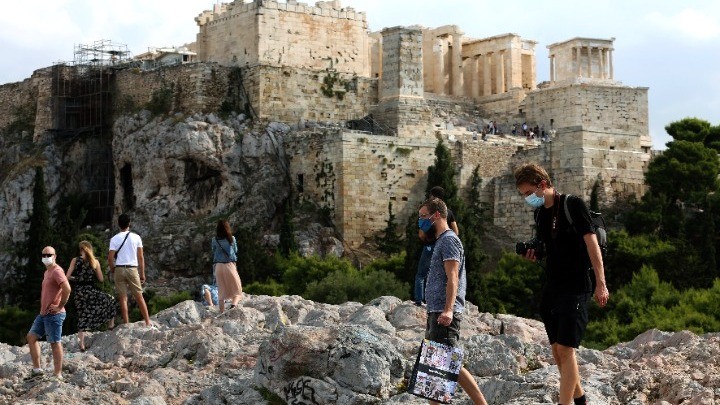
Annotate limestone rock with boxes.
[0,295,718,404]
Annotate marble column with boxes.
[433,38,444,95]
[495,51,505,93]
[576,46,582,77]
[471,55,481,98]
[599,48,605,79]
[451,34,463,96]
[483,52,492,96]
[549,54,555,82]
[609,49,614,79]
[587,46,592,78]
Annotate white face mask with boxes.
[42,256,54,265]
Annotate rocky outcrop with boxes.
[1,295,718,404]
[0,112,341,295]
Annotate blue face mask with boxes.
[418,218,434,232]
[525,188,545,208]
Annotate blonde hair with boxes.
[79,240,99,270]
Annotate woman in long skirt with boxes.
[66,241,118,351]
[211,220,243,312]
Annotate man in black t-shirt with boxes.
[514,163,610,405]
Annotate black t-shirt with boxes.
[536,194,594,294]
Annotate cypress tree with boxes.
[279,198,297,257]
[377,201,404,255]
[20,167,55,308]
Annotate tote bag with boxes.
[407,339,464,403]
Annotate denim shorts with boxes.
[29,312,66,343]
[201,284,219,306]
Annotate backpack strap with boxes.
[214,237,234,262]
[563,194,574,226]
[114,232,131,260]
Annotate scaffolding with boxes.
[50,40,134,225]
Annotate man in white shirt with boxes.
[107,213,151,327]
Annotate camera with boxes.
[515,238,545,259]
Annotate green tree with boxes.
[15,167,55,308]
[462,166,489,305]
[645,139,719,207]
[377,201,404,255]
[585,266,720,349]
[426,140,458,206]
[303,267,410,304]
[664,117,720,149]
[279,198,297,257]
[404,140,460,288]
[474,252,544,318]
[279,253,356,295]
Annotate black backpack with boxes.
[563,194,608,259]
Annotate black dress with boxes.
[72,257,118,331]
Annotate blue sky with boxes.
[2,0,718,149]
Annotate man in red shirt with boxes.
[26,246,71,380]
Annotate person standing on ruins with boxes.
[211,219,243,312]
[415,187,458,306]
[26,246,71,380]
[514,163,609,405]
[418,198,488,405]
[108,213,153,328]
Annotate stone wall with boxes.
[286,130,438,248]
[243,65,378,123]
[0,68,55,139]
[519,83,650,138]
[374,27,433,138]
[491,124,649,241]
[115,63,231,115]
[196,0,369,76]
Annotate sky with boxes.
[1,0,719,149]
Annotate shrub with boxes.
[279,253,355,295]
[0,306,36,346]
[474,252,544,318]
[245,279,287,296]
[303,267,410,304]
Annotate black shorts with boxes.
[425,312,462,347]
[539,293,590,348]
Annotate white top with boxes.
[109,231,143,266]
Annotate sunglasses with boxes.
[41,253,54,258]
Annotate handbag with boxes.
[407,339,464,404]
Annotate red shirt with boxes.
[40,264,67,315]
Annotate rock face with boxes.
[0,112,341,294]
[1,295,718,404]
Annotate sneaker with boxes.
[49,374,64,382]
[30,368,44,377]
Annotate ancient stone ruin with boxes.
[0,0,652,270]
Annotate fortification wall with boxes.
[492,123,649,242]
[286,130,437,247]
[196,0,369,76]
[520,83,649,136]
[0,68,55,139]
[115,63,231,115]
[0,79,35,131]
[243,65,378,123]
[455,138,522,204]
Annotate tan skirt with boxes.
[215,262,242,300]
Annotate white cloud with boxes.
[646,8,720,41]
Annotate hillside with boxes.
[1,294,718,404]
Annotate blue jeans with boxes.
[414,244,434,303]
[29,313,66,343]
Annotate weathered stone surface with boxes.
[1,295,718,404]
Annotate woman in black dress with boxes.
[66,240,118,351]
